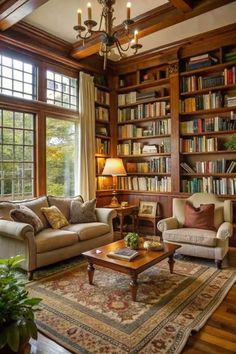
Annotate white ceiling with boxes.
[24,1,236,57]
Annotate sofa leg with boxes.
[215,260,222,269]
[27,270,33,280]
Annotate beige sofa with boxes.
[0,196,117,279]
[157,193,233,268]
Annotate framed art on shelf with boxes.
[138,201,157,218]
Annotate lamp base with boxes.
[107,196,120,208]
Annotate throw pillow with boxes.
[10,205,44,234]
[47,195,84,221]
[184,202,215,231]
[70,199,97,224]
[41,205,69,229]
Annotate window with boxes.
[46,71,78,110]
[0,109,35,200]
[0,54,37,100]
[46,117,78,196]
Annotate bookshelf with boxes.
[179,49,236,196]
[94,79,113,191]
[116,63,172,193]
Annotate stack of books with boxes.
[225,93,236,107]
[107,248,139,261]
[224,51,236,62]
[136,91,157,101]
[186,54,218,71]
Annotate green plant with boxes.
[124,232,140,249]
[0,256,41,353]
[225,135,236,150]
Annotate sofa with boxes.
[0,196,117,279]
[157,193,233,268]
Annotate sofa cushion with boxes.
[70,199,97,224]
[22,197,49,229]
[10,205,43,234]
[41,206,69,229]
[48,195,84,221]
[0,202,19,221]
[62,222,110,241]
[163,228,217,247]
[184,202,215,231]
[35,228,78,253]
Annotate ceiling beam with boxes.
[71,0,235,60]
[0,0,50,31]
[168,0,193,13]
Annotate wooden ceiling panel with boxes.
[168,0,193,13]
[0,0,50,31]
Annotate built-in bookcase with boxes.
[116,64,172,193]
[179,47,236,195]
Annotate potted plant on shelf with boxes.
[124,232,140,249]
[0,255,41,354]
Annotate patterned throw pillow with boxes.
[41,206,69,229]
[10,205,44,234]
[70,199,97,224]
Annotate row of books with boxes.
[95,87,110,105]
[117,176,171,192]
[117,139,171,155]
[126,157,171,173]
[180,136,218,153]
[118,102,169,121]
[118,91,137,105]
[180,92,223,112]
[95,138,110,154]
[95,107,109,121]
[181,67,236,93]
[96,176,112,190]
[225,94,236,107]
[180,114,236,134]
[118,120,171,138]
[180,160,236,174]
[181,177,236,195]
[185,53,218,71]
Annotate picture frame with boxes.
[138,201,157,218]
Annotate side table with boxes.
[137,215,162,236]
[105,205,139,238]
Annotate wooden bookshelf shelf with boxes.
[95,101,109,108]
[180,130,236,137]
[117,78,170,93]
[127,172,171,176]
[180,106,236,116]
[94,84,110,91]
[118,153,171,158]
[96,134,111,139]
[95,119,110,124]
[181,150,236,155]
[118,115,171,125]
[180,83,236,97]
[181,173,236,177]
[118,134,170,141]
[180,59,236,77]
[118,96,170,109]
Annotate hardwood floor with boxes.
[30,248,236,354]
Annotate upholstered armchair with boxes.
[157,193,233,268]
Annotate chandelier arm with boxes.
[115,37,131,52]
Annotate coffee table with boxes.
[82,240,181,301]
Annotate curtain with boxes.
[78,72,96,200]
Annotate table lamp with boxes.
[102,158,126,207]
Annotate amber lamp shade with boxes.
[102,158,126,207]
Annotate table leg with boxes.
[168,254,175,274]
[130,274,138,301]
[87,262,95,284]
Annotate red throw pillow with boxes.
[184,202,215,231]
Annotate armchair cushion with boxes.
[184,202,215,231]
[163,228,217,247]
[10,205,43,234]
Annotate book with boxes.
[107,248,139,261]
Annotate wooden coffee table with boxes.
[82,240,181,301]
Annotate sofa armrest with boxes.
[157,217,179,232]
[216,222,233,240]
[0,219,35,241]
[95,208,117,231]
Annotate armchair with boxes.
[157,193,233,268]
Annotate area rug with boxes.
[27,259,236,354]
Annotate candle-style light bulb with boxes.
[127,2,131,20]
[77,9,82,26]
[134,30,138,44]
[87,2,92,20]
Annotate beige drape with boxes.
[78,72,96,200]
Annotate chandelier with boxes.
[73,0,142,69]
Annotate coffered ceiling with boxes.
[0,0,236,61]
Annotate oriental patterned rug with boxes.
[27,259,236,354]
